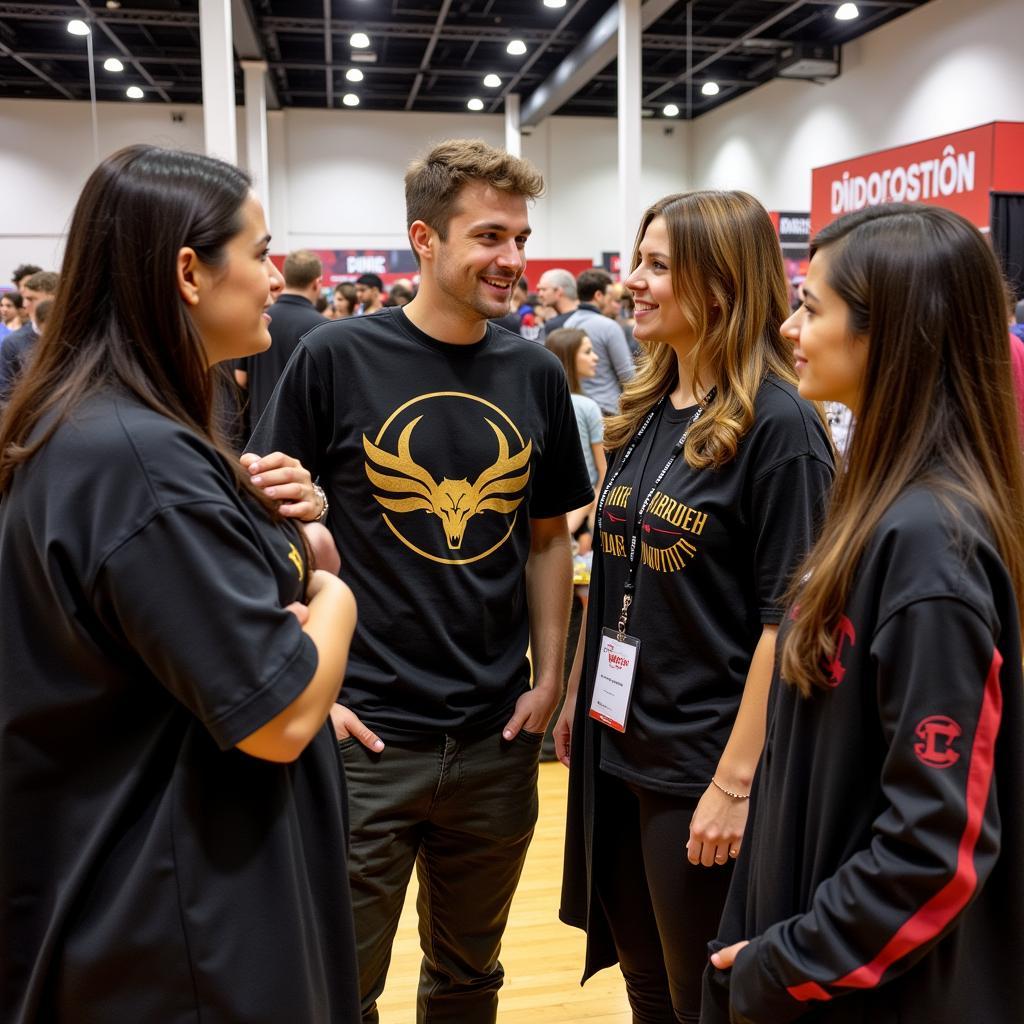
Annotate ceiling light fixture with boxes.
[506,40,527,56]
[483,73,501,88]
[701,81,720,96]
[67,19,90,35]
[467,98,484,111]
[835,3,859,19]
[345,68,364,82]
[343,93,360,107]
[663,103,679,117]
[126,85,144,99]
[350,32,370,48]
[544,0,568,7]
[103,57,124,72]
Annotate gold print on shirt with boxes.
[600,488,709,574]
[363,391,533,567]
[287,542,305,580]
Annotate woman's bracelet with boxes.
[311,483,329,524]
[711,776,750,800]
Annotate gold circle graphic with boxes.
[371,391,527,567]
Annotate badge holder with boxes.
[589,595,640,733]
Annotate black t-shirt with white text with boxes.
[594,376,834,794]
[0,391,359,1022]
[249,307,593,740]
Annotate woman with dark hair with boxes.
[545,326,607,537]
[557,191,834,1023]
[331,281,358,319]
[704,204,1024,1023]
[0,145,360,1022]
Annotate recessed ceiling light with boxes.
[701,81,720,96]
[67,19,90,35]
[343,93,360,107]
[350,32,370,48]
[835,3,859,19]
[483,73,501,88]
[126,85,144,99]
[103,57,124,72]
[544,0,568,7]
[467,98,484,111]
[506,40,527,56]
[663,103,679,117]
[345,68,364,82]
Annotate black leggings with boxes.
[594,772,734,1024]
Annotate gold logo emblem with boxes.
[363,392,532,566]
[287,542,305,579]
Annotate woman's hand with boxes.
[687,782,749,867]
[553,699,575,767]
[710,941,749,970]
[241,451,322,521]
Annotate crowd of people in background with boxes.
[2,136,1024,1024]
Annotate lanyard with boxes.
[596,387,716,639]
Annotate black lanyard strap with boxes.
[597,387,716,639]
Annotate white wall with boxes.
[691,0,1024,211]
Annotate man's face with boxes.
[0,296,17,324]
[598,287,622,319]
[536,274,561,309]
[21,287,50,324]
[428,180,530,322]
[355,283,379,308]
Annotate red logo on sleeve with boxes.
[826,616,856,687]
[914,715,962,768]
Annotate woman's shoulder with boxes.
[743,374,833,467]
[571,392,602,416]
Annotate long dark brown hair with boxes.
[782,203,1024,694]
[0,145,274,517]
[604,190,797,466]
[545,327,588,394]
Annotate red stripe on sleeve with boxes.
[787,981,831,1003]
[832,648,1004,991]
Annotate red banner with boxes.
[811,121,1024,234]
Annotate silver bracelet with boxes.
[711,776,750,800]
[311,483,329,524]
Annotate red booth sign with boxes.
[811,121,1024,233]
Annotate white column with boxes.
[267,109,289,250]
[618,0,643,281]
[199,0,236,163]
[241,59,270,221]
[504,93,521,157]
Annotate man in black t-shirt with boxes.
[235,249,327,434]
[247,139,593,1024]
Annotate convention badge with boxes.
[588,628,641,733]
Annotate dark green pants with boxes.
[338,728,542,1024]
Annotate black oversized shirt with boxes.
[0,392,359,1023]
[249,307,593,740]
[704,487,1024,1024]
[595,376,834,794]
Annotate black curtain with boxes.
[991,192,1024,302]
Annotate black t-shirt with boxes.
[241,293,327,433]
[248,307,593,740]
[593,376,834,794]
[708,486,1024,1024]
[0,391,359,1023]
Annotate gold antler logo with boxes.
[363,416,532,551]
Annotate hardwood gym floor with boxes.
[375,760,632,1023]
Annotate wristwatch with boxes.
[311,483,329,524]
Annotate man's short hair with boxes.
[12,264,42,287]
[404,138,545,241]
[23,271,58,296]
[541,269,577,301]
[356,273,383,292]
[282,249,323,289]
[3,290,23,309]
[34,298,54,327]
[577,267,613,303]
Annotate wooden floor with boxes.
[375,761,632,1023]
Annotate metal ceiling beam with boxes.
[643,32,789,50]
[0,4,199,28]
[487,0,593,117]
[322,0,332,108]
[644,0,809,103]
[0,37,74,98]
[76,0,171,102]
[405,0,453,111]
[261,17,565,45]
[518,0,676,127]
